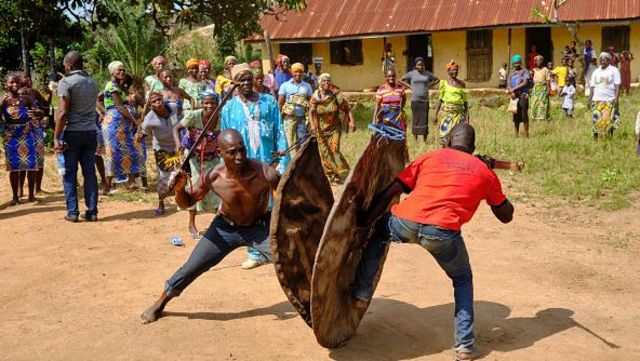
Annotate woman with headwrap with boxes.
[0,72,43,205]
[400,57,439,142]
[198,59,216,92]
[215,55,237,97]
[159,68,192,120]
[102,61,145,192]
[172,89,220,238]
[179,58,204,111]
[530,55,551,122]
[144,55,167,96]
[278,62,313,154]
[588,52,621,140]
[309,73,356,184]
[434,61,468,145]
[507,54,530,138]
[274,54,292,91]
[373,68,407,131]
[251,66,272,95]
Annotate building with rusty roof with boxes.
[251,0,640,90]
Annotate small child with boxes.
[560,77,576,118]
[498,62,508,88]
[547,62,558,96]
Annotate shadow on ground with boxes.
[162,300,299,322]
[328,299,619,361]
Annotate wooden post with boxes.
[264,30,275,72]
[507,27,512,77]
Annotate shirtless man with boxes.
[140,128,280,324]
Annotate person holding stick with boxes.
[140,128,281,324]
[173,90,221,239]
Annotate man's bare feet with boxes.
[140,304,163,324]
[9,198,19,206]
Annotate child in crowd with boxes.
[498,62,508,88]
[552,57,569,93]
[548,61,558,96]
[560,76,576,118]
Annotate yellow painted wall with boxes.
[312,36,407,91]
[261,21,640,90]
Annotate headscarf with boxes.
[185,58,199,69]
[231,62,252,80]
[534,54,544,63]
[197,88,218,100]
[151,55,166,66]
[599,52,612,60]
[224,55,238,65]
[198,59,211,67]
[291,62,304,72]
[445,60,459,71]
[511,54,523,65]
[249,60,262,69]
[414,57,425,65]
[251,67,264,76]
[108,61,124,75]
[276,54,290,68]
[319,73,331,83]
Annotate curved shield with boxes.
[311,135,408,348]
[270,136,334,326]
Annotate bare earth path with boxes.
[0,183,638,360]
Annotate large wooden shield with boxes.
[270,136,334,327]
[311,135,408,348]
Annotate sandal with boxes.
[154,208,165,216]
[189,231,201,240]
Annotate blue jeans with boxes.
[62,131,98,217]
[166,215,273,295]
[352,211,475,352]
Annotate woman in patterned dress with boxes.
[101,61,145,192]
[529,55,551,122]
[172,91,220,239]
[0,72,43,204]
[179,58,204,111]
[435,61,469,145]
[309,73,356,184]
[373,69,407,131]
[19,72,51,195]
[159,68,192,120]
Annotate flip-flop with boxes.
[107,189,119,195]
[189,231,201,240]
[154,208,165,216]
[170,236,184,247]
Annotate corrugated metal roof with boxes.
[256,0,640,41]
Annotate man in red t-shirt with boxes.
[352,124,514,361]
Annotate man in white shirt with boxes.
[588,52,621,140]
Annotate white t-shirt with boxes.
[590,65,621,102]
[561,85,575,109]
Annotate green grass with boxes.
[344,92,640,210]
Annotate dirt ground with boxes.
[0,172,639,361]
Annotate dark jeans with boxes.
[352,211,475,352]
[62,130,98,217]
[165,215,272,295]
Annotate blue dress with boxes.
[1,103,38,172]
[102,81,144,178]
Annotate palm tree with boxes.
[98,0,166,82]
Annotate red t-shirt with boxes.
[391,148,507,230]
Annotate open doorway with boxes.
[406,34,433,72]
[525,27,553,68]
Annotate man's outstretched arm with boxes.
[491,199,514,224]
